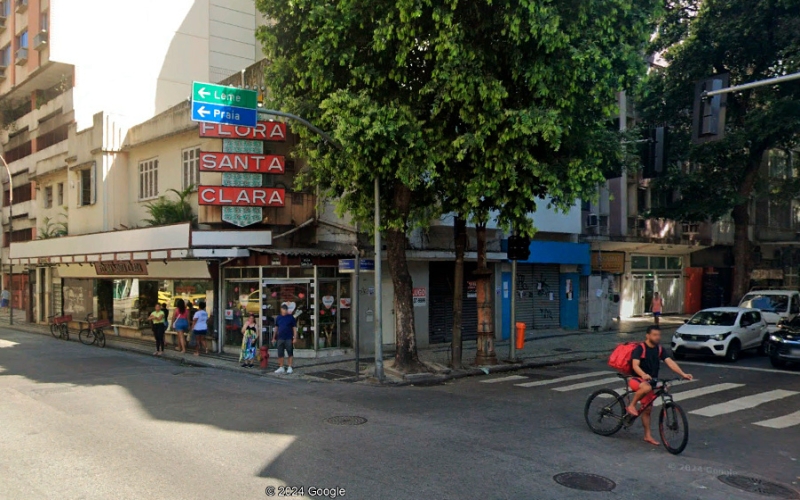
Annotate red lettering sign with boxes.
[198,121,287,141]
[198,186,286,207]
[199,152,285,173]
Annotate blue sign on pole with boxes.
[338,259,375,273]
[359,259,375,271]
[191,101,257,128]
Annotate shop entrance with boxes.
[317,279,352,348]
[262,279,315,349]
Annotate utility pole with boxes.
[353,227,360,379]
[509,258,517,362]
[1,155,12,326]
[373,177,384,380]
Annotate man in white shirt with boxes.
[191,301,210,356]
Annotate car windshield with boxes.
[740,294,789,313]
[688,311,738,326]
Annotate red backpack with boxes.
[608,342,662,375]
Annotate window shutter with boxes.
[91,161,97,204]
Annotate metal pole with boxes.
[353,241,360,378]
[509,258,517,362]
[1,155,12,326]
[703,71,800,98]
[373,177,384,380]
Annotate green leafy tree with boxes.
[257,0,658,370]
[143,186,197,227]
[640,0,800,302]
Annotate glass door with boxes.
[223,280,260,349]
[262,280,314,349]
[318,279,352,348]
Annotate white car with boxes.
[671,307,768,362]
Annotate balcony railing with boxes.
[15,47,27,65]
[33,30,47,51]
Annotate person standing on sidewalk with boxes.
[172,299,189,353]
[149,304,166,356]
[272,305,297,374]
[651,292,663,326]
[240,313,258,368]
[1,289,9,311]
[191,301,209,356]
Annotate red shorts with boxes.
[629,378,656,408]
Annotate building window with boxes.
[39,11,48,31]
[181,147,199,191]
[0,1,9,17]
[138,158,159,200]
[79,166,94,206]
[16,30,27,49]
[44,185,52,208]
[0,45,10,67]
[57,182,63,206]
[3,182,32,206]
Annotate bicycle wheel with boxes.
[50,323,60,339]
[659,402,689,455]
[78,328,95,346]
[95,329,106,348]
[59,323,69,341]
[585,389,626,436]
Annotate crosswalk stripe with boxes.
[514,371,613,388]
[552,377,622,392]
[690,390,799,417]
[480,375,527,384]
[753,410,800,429]
[652,383,742,408]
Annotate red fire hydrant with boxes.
[260,346,269,369]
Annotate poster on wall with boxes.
[467,281,477,299]
[62,279,93,318]
[413,287,427,307]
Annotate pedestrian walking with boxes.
[272,304,297,374]
[191,301,209,356]
[651,292,663,326]
[148,303,166,356]
[1,289,9,311]
[240,313,258,368]
[172,298,189,353]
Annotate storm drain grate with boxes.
[325,416,367,426]
[718,475,800,499]
[553,472,616,492]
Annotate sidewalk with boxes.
[0,314,686,385]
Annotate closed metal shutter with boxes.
[514,264,536,329]
[428,262,478,344]
[532,264,560,329]
[657,275,683,314]
[579,275,589,329]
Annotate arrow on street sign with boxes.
[196,106,210,118]
[191,101,257,128]
[197,87,211,99]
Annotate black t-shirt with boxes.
[631,343,671,379]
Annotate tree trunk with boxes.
[730,152,764,304]
[450,216,467,369]
[473,223,498,365]
[386,182,421,372]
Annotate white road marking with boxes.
[480,375,527,384]
[753,410,800,429]
[652,383,742,407]
[595,387,629,399]
[552,377,623,392]
[690,390,799,417]
[679,361,800,376]
[514,371,613,388]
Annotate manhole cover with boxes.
[325,416,367,426]
[718,475,800,499]
[552,348,573,352]
[553,472,616,492]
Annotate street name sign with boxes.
[191,81,258,128]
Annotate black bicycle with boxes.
[49,314,72,341]
[584,374,690,455]
[78,314,108,348]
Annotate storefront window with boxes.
[318,279,352,348]
[649,256,666,269]
[263,267,287,278]
[631,256,649,269]
[63,278,93,320]
[289,267,315,278]
[263,281,314,348]
[224,279,260,349]
[667,257,682,270]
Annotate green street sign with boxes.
[192,81,258,110]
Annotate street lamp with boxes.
[0,154,12,325]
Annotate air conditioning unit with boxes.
[15,0,27,13]
[15,47,27,65]
[586,214,599,228]
[33,30,47,51]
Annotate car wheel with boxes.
[725,339,741,363]
[758,334,770,356]
[770,355,788,369]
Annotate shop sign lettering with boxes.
[200,153,285,173]
[199,121,287,141]
[94,261,149,276]
[198,186,285,207]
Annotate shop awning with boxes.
[248,247,350,257]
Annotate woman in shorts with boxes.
[172,299,189,353]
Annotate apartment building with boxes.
[0,1,264,316]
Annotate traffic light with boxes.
[642,126,668,178]
[507,235,531,261]
[692,74,729,144]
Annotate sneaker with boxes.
[274,367,286,374]
[286,367,293,374]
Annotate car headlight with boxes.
[770,334,783,342]
[712,332,732,341]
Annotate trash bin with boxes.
[515,322,526,350]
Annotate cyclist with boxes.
[626,325,693,446]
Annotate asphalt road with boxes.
[0,327,798,500]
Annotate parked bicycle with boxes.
[584,374,690,454]
[48,314,72,341]
[78,314,109,348]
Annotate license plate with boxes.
[790,348,800,357]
